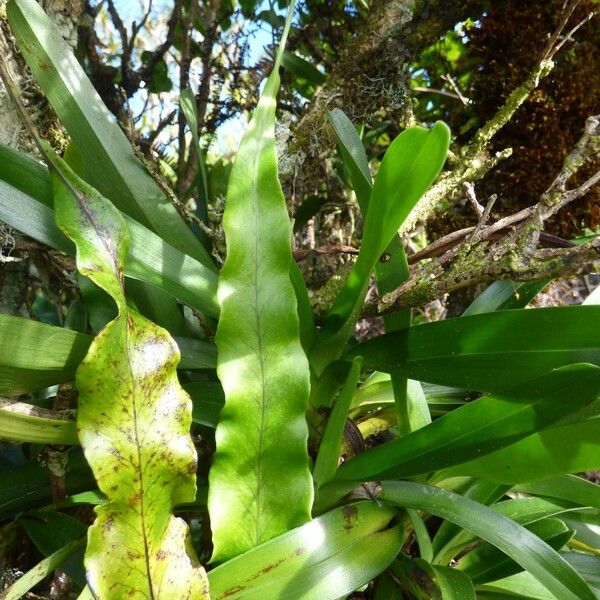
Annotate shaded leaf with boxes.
[0,539,84,600]
[379,481,597,600]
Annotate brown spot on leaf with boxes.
[222,585,246,598]
[156,550,167,560]
[260,558,284,575]
[342,505,358,532]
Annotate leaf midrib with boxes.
[124,315,155,599]
[251,130,268,546]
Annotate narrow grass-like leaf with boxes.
[345,306,600,392]
[51,148,208,597]
[434,495,576,568]
[438,417,600,483]
[23,511,88,586]
[379,481,597,600]
[459,518,574,584]
[462,280,549,316]
[333,364,600,482]
[311,121,449,371]
[0,399,77,445]
[328,108,371,208]
[6,0,212,266]
[408,509,434,563]
[180,88,209,202]
[515,476,600,511]
[207,502,403,600]
[208,1,312,562]
[313,357,362,491]
[432,480,510,564]
[0,313,215,396]
[180,87,209,245]
[0,539,84,600]
[328,108,423,433]
[478,571,560,600]
[0,143,53,207]
[290,259,316,351]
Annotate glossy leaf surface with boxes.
[0,314,89,395]
[345,306,600,392]
[439,416,600,483]
[51,149,208,598]
[312,121,450,370]
[7,0,211,266]
[379,481,597,600]
[459,518,574,584]
[207,502,403,599]
[0,399,77,445]
[208,2,312,562]
[328,107,420,433]
[516,475,600,511]
[334,364,600,482]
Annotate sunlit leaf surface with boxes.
[50,148,209,599]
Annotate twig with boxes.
[442,73,471,106]
[399,2,595,236]
[293,244,359,261]
[377,113,600,314]
[412,86,466,103]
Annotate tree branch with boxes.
[378,114,600,313]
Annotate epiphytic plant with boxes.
[0,1,599,598]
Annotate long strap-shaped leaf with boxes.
[327,108,429,433]
[7,0,212,267]
[333,364,600,482]
[380,481,597,600]
[345,305,600,392]
[208,0,312,562]
[310,120,449,372]
[49,147,209,598]
[207,502,402,600]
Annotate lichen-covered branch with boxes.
[378,114,600,313]
[284,0,504,194]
